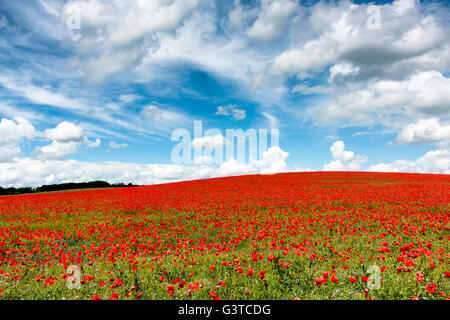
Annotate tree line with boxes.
[0,181,136,196]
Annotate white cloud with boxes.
[417,149,450,173]
[393,118,450,147]
[246,0,298,42]
[60,0,200,82]
[0,76,163,139]
[86,138,101,148]
[34,140,80,160]
[319,71,450,126]
[141,105,187,123]
[119,94,141,104]
[145,8,267,86]
[0,117,37,162]
[139,104,191,135]
[328,63,360,83]
[262,112,278,130]
[323,140,367,171]
[35,121,101,159]
[0,146,21,162]
[191,134,225,149]
[216,104,246,120]
[0,146,291,187]
[392,0,416,16]
[0,102,44,122]
[270,0,448,79]
[369,148,450,174]
[259,146,290,174]
[39,0,61,17]
[219,146,289,175]
[43,121,84,142]
[0,75,89,112]
[291,84,330,95]
[0,116,37,147]
[108,141,129,149]
[228,0,259,30]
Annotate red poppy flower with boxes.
[188,282,199,291]
[425,283,437,294]
[416,271,424,283]
[314,276,327,287]
[209,291,220,300]
[218,280,226,287]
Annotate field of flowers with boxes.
[0,172,448,300]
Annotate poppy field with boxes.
[0,172,448,300]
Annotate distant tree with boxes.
[1,181,137,196]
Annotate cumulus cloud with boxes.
[216,104,246,120]
[271,0,448,80]
[323,141,367,171]
[219,146,289,175]
[34,140,80,160]
[0,117,37,162]
[60,0,200,82]
[393,118,450,147]
[43,121,84,142]
[191,134,226,149]
[0,146,21,162]
[34,121,101,159]
[0,146,290,188]
[0,117,37,147]
[319,71,450,126]
[322,140,450,174]
[369,149,450,174]
[328,63,360,83]
[246,0,298,42]
[261,0,450,139]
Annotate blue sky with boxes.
[0,0,449,187]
